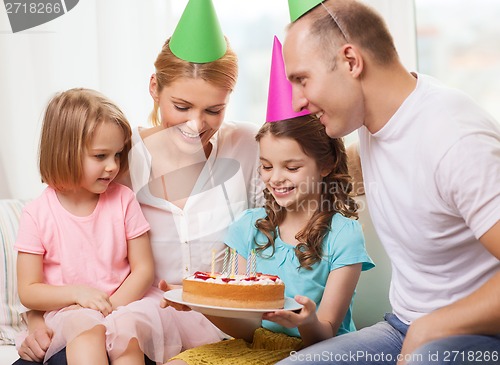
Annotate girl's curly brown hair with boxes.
[254,116,357,270]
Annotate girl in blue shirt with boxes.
[169,116,374,365]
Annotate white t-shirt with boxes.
[359,73,500,324]
[129,121,264,285]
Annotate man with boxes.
[279,0,500,364]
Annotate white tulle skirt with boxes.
[34,287,225,363]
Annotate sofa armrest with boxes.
[0,199,28,346]
[352,195,392,328]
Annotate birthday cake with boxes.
[182,271,285,309]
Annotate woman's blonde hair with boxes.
[254,116,357,270]
[39,88,132,191]
[149,37,238,126]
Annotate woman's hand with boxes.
[18,311,53,362]
[262,295,317,328]
[158,279,191,311]
[73,285,112,316]
[18,327,53,361]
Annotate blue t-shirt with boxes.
[225,208,374,338]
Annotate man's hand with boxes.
[18,327,53,362]
[397,312,449,365]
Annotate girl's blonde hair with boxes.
[149,37,238,126]
[39,88,132,191]
[254,116,357,270]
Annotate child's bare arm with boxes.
[109,232,154,309]
[17,252,112,315]
[264,263,362,347]
[301,263,361,346]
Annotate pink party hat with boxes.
[266,36,309,122]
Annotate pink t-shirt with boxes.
[15,182,150,296]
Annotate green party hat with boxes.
[170,0,227,63]
[288,0,325,22]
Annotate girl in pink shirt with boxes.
[15,89,179,365]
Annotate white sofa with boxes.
[0,196,391,364]
[0,345,20,364]
[0,199,27,364]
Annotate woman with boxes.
[127,32,264,358]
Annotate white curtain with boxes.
[0,0,173,199]
[0,0,416,199]
[367,0,417,70]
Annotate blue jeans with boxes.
[277,313,500,365]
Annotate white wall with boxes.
[0,0,170,199]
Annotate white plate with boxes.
[164,289,303,319]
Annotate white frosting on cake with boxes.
[186,272,283,285]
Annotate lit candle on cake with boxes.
[211,249,216,276]
[230,248,236,278]
[222,247,229,275]
[251,249,257,276]
[246,253,251,276]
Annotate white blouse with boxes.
[129,121,264,285]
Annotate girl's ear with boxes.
[149,74,159,102]
[320,167,332,178]
[341,44,364,78]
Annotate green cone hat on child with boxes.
[170,0,227,63]
[288,0,324,22]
